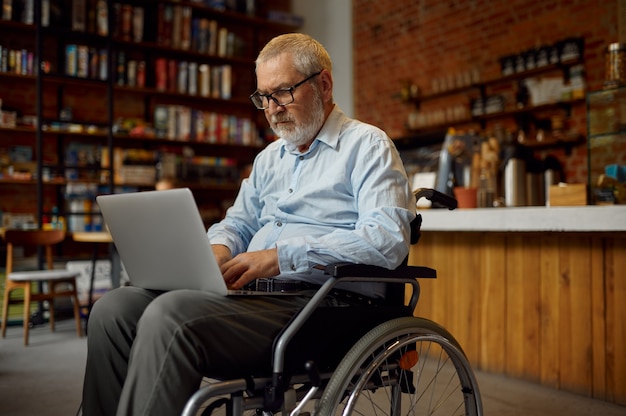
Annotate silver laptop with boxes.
[96,188,285,296]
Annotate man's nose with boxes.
[266,99,285,114]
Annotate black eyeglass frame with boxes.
[249,70,323,110]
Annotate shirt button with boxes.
[288,188,293,193]
[291,265,296,271]
[276,221,282,227]
[299,155,304,160]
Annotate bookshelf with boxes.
[0,0,298,231]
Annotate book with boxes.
[120,4,132,41]
[221,65,231,99]
[155,58,167,91]
[190,18,199,52]
[206,112,218,143]
[42,0,50,26]
[96,0,107,36]
[217,27,228,57]
[195,18,208,53]
[166,106,177,140]
[178,106,191,141]
[126,60,136,86]
[136,60,145,88]
[112,3,121,37]
[157,3,173,47]
[167,59,177,93]
[153,105,168,138]
[177,61,188,94]
[22,0,33,24]
[198,64,210,97]
[188,62,198,95]
[89,47,98,79]
[194,110,206,142]
[77,45,89,78]
[207,20,218,55]
[86,0,96,33]
[66,44,78,76]
[116,51,125,85]
[132,6,143,42]
[98,48,108,80]
[180,6,191,50]
[219,114,230,143]
[14,49,21,74]
[2,0,12,20]
[171,5,181,49]
[72,0,86,31]
[211,66,221,98]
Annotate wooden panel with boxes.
[590,237,606,400]
[539,234,561,388]
[605,237,626,405]
[558,237,593,396]
[504,234,526,378]
[451,233,481,365]
[522,235,541,382]
[479,233,506,373]
[504,235,542,382]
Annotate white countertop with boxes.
[417,205,626,232]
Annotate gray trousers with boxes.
[81,286,314,416]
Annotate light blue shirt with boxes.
[208,106,415,298]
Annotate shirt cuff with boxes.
[276,238,309,274]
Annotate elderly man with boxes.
[81,33,415,415]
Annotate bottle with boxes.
[477,166,495,208]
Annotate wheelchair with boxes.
[182,189,483,416]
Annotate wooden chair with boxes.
[1,229,82,345]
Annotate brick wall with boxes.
[353,0,621,184]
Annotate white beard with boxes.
[270,89,325,148]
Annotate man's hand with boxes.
[220,248,280,289]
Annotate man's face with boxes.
[255,54,326,148]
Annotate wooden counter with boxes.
[408,206,626,406]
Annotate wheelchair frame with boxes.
[182,189,483,416]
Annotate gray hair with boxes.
[255,33,333,77]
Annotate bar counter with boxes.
[418,205,626,232]
[408,205,626,406]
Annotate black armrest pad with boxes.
[325,263,436,279]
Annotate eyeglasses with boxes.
[249,70,322,110]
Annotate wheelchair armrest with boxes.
[325,262,436,279]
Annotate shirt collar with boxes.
[279,105,344,158]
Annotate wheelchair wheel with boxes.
[316,316,482,415]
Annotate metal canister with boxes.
[504,158,527,207]
[605,43,626,89]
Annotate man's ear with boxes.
[319,69,333,101]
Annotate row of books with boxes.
[0,46,35,75]
[66,44,108,80]
[1,0,108,32]
[154,105,258,146]
[2,1,248,58]
[157,3,244,57]
[153,58,232,99]
[1,0,35,24]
